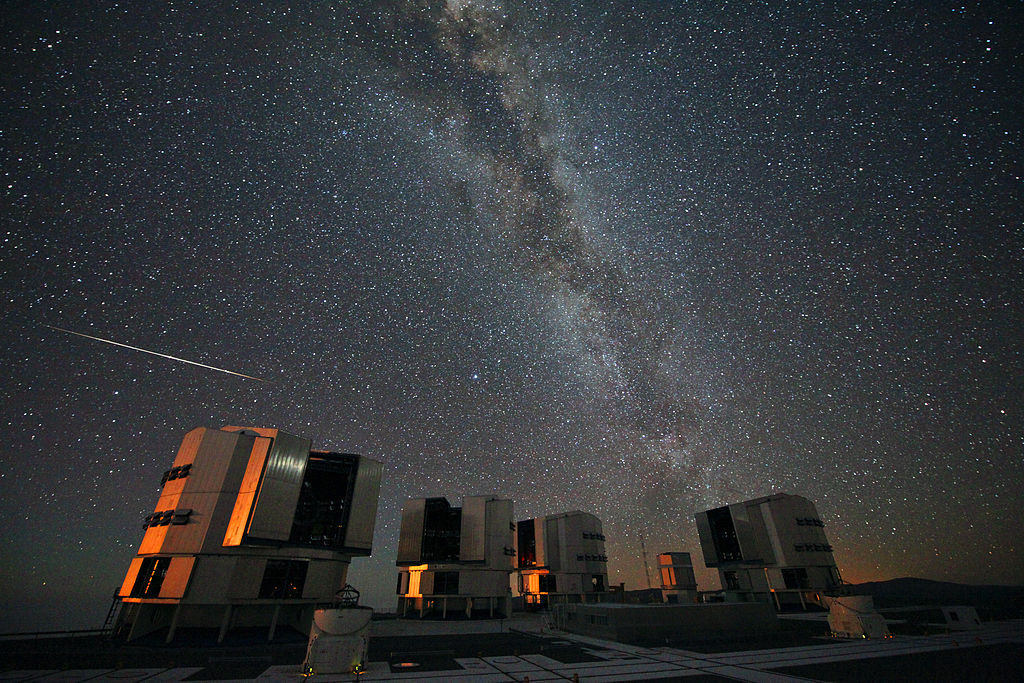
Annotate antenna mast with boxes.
[639,532,653,590]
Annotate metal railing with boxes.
[0,628,112,641]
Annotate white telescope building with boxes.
[395,495,515,618]
[695,492,841,609]
[114,426,382,642]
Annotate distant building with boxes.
[551,601,778,642]
[516,511,608,608]
[658,552,698,604]
[695,493,841,609]
[395,495,515,618]
[114,426,382,642]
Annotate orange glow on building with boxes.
[405,564,427,598]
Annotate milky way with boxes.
[2,1,1021,630]
[361,1,711,484]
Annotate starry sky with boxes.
[2,1,1021,633]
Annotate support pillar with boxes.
[217,605,233,643]
[165,603,182,644]
[268,604,281,641]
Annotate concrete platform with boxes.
[0,616,1021,681]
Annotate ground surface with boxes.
[1,614,1021,681]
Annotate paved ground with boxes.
[1,616,1021,681]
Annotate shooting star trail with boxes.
[45,324,267,382]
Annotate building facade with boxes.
[658,552,698,604]
[114,426,382,642]
[395,495,515,618]
[516,511,608,608]
[695,493,841,609]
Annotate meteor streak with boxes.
[45,324,267,382]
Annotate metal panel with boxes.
[342,457,383,552]
[139,428,214,555]
[172,427,206,467]
[159,557,196,599]
[303,559,343,601]
[730,502,761,563]
[118,557,145,598]
[533,518,547,568]
[420,571,434,596]
[188,428,241,496]
[226,558,264,600]
[396,498,426,564]
[138,524,169,556]
[245,431,311,541]
[546,516,563,571]
[459,496,487,562]
[694,511,717,566]
[485,498,514,567]
[222,436,274,546]
[758,502,782,565]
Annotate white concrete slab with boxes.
[481,655,542,673]
[550,661,683,680]
[88,670,171,682]
[580,672,710,682]
[516,654,565,669]
[142,668,210,681]
[702,665,819,682]
[254,663,305,680]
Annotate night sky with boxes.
[2,1,1021,633]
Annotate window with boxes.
[781,568,810,589]
[433,571,459,595]
[538,574,557,593]
[518,519,537,567]
[259,560,308,599]
[707,507,742,561]
[289,453,359,550]
[421,498,462,563]
[130,557,171,598]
